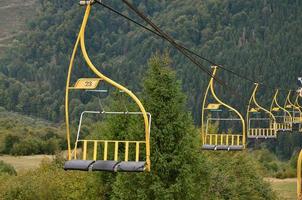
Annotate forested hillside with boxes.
[1,0,301,121]
[0,0,37,52]
[0,1,301,154]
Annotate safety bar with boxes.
[204,134,243,146]
[74,140,146,162]
[75,111,152,143]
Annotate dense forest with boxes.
[1,0,301,121]
[0,0,301,158]
[0,0,302,199]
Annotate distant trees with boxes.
[0,112,64,155]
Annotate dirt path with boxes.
[265,177,296,183]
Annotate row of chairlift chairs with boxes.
[63,2,302,173]
[201,66,302,151]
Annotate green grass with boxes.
[267,178,296,200]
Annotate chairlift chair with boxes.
[284,91,302,132]
[246,84,277,139]
[270,90,292,132]
[64,2,151,172]
[201,66,246,151]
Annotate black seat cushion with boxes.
[202,144,216,150]
[216,145,229,150]
[116,161,146,172]
[64,160,95,171]
[92,160,120,172]
[228,145,244,151]
[202,145,244,151]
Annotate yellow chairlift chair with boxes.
[284,90,302,132]
[201,66,246,151]
[270,90,292,132]
[64,1,151,172]
[247,84,277,139]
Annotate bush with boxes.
[11,137,43,155]
[2,134,20,154]
[0,159,102,200]
[0,161,17,175]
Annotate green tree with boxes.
[111,53,211,199]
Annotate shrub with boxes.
[0,161,17,175]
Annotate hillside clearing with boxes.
[0,155,54,172]
[265,178,296,200]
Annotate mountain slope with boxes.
[0,0,301,123]
[0,0,37,51]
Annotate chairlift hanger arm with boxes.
[201,66,246,147]
[65,2,151,171]
[285,91,301,112]
[270,89,292,118]
[247,83,276,121]
[295,95,302,109]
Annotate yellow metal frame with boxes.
[270,90,293,131]
[65,3,150,171]
[298,149,302,199]
[284,91,302,124]
[295,95,302,111]
[201,66,246,148]
[246,84,277,138]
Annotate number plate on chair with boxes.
[73,78,102,89]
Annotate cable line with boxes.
[94,0,296,93]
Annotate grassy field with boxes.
[266,178,296,200]
[0,155,54,172]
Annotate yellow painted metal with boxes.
[65,4,151,171]
[114,141,119,161]
[74,140,146,164]
[205,103,221,110]
[270,90,292,131]
[249,108,259,112]
[93,141,97,160]
[285,91,302,124]
[246,83,277,138]
[104,141,108,161]
[83,140,87,160]
[201,66,246,148]
[271,107,280,112]
[297,149,302,199]
[69,78,102,90]
[296,96,302,109]
[125,142,129,161]
[135,142,140,162]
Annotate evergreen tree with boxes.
[110,53,211,199]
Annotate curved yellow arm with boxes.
[285,90,302,112]
[270,90,292,118]
[247,83,276,122]
[201,66,246,147]
[295,95,302,109]
[65,4,150,171]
